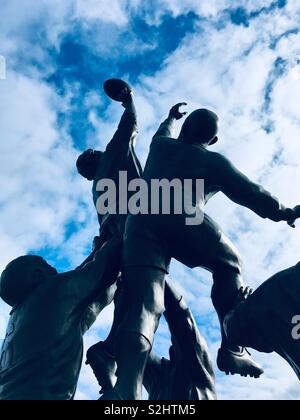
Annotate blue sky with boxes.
[1,0,300,400]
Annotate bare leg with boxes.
[164,281,217,400]
[211,267,244,350]
[112,267,166,400]
[211,267,264,378]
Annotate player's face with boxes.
[79,150,102,181]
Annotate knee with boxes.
[144,289,165,319]
[123,267,166,317]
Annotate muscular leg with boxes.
[112,267,166,400]
[167,216,264,378]
[211,267,263,377]
[88,274,167,396]
[211,267,244,349]
[164,281,217,400]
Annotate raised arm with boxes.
[60,236,122,311]
[106,89,138,152]
[213,153,296,223]
[152,103,188,141]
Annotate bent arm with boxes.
[152,103,187,142]
[214,154,289,222]
[61,236,122,309]
[152,116,176,141]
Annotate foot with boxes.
[86,342,117,394]
[217,347,264,379]
[99,389,122,400]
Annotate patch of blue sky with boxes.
[31,218,92,272]
[31,245,73,273]
[119,12,199,82]
[270,28,299,50]
[229,0,287,27]
[262,57,289,132]
[263,243,285,269]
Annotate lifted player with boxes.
[103,105,299,400]
[76,80,143,390]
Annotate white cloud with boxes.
[0,71,91,255]
[74,0,128,25]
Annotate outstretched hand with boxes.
[169,103,188,120]
[234,287,253,307]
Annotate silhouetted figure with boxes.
[77,82,143,392]
[103,105,299,400]
[224,260,300,380]
[76,84,141,250]
[0,237,121,400]
[88,281,217,400]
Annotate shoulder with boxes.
[55,270,81,287]
[203,150,229,169]
[151,136,177,146]
[208,151,238,174]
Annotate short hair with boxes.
[76,149,103,181]
[0,256,42,307]
[180,109,219,144]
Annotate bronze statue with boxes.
[224,256,300,381]
[2,72,299,401]
[101,105,299,400]
[0,237,121,400]
[79,88,217,399]
[81,85,216,400]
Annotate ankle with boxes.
[114,384,141,401]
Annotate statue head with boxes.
[179,109,219,146]
[76,149,103,181]
[0,256,58,307]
